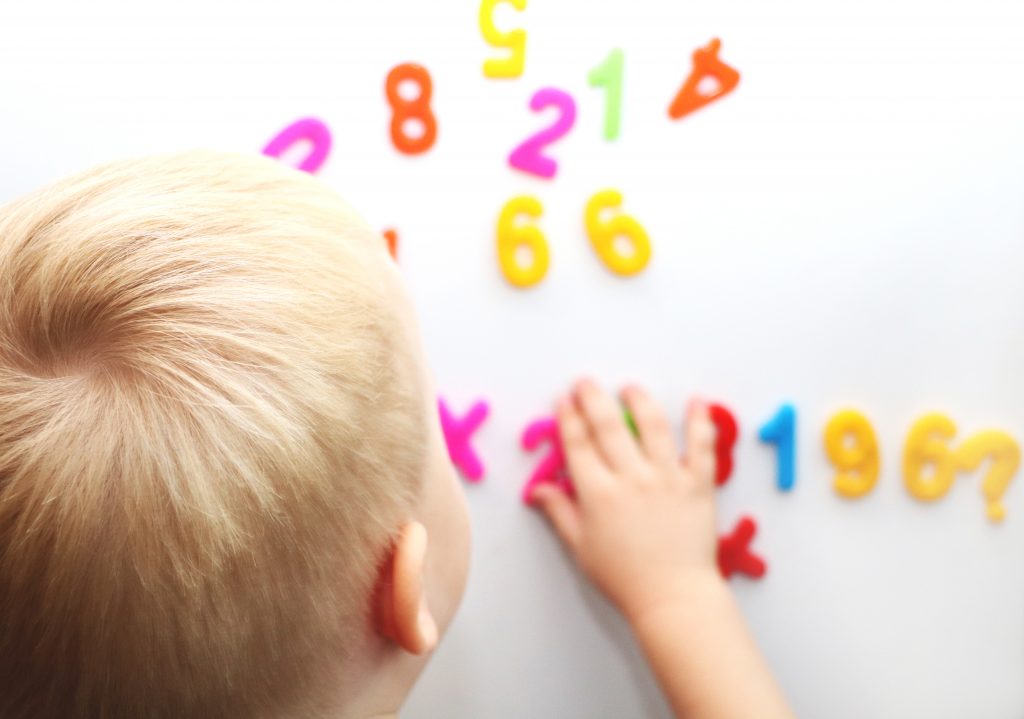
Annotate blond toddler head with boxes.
[0,151,470,718]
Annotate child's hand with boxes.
[529,379,723,624]
[532,380,795,719]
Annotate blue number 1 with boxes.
[759,403,797,491]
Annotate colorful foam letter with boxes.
[439,398,490,482]
[668,39,740,120]
[718,516,766,580]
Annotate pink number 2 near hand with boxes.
[508,88,577,180]
[521,417,575,504]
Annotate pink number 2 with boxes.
[520,417,575,504]
[508,88,577,179]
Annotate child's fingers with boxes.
[530,484,582,552]
[683,400,716,488]
[556,395,609,495]
[620,386,677,468]
[575,379,643,472]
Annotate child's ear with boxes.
[372,521,438,655]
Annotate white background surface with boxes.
[3,1,1024,717]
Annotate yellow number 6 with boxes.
[903,413,959,502]
[585,189,652,277]
[480,0,527,79]
[497,196,549,288]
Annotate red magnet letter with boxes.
[717,516,766,580]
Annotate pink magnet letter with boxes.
[439,398,489,482]
[262,117,332,174]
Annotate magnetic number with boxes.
[708,403,739,486]
[825,410,880,499]
[262,117,332,174]
[903,414,959,502]
[496,196,549,288]
[588,49,624,141]
[508,88,576,179]
[759,403,797,491]
[957,431,1021,523]
[584,190,651,276]
[480,0,527,78]
[385,64,437,155]
[904,416,1021,522]
[521,417,571,504]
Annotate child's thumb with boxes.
[530,485,582,551]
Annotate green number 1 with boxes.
[588,48,624,141]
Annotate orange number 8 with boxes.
[386,64,438,155]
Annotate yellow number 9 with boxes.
[585,189,652,276]
[903,413,958,501]
[497,196,549,288]
[480,0,527,79]
[824,409,880,498]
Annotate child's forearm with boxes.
[628,574,794,719]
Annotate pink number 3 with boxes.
[508,88,577,179]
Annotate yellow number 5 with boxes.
[480,0,527,79]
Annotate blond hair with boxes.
[0,151,425,718]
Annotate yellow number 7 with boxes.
[479,0,527,79]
